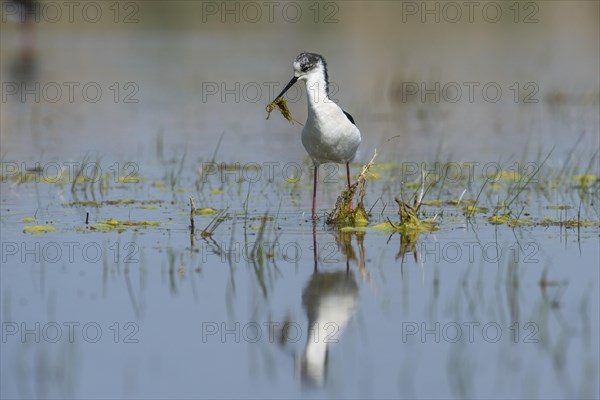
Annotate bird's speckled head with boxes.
[293,53,328,87]
[273,52,330,101]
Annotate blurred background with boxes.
[2,0,598,165]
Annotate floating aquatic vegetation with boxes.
[540,216,599,228]
[546,205,573,210]
[82,219,160,232]
[463,205,489,214]
[486,214,599,228]
[66,199,164,207]
[195,207,219,216]
[443,198,475,206]
[488,214,531,227]
[23,225,55,235]
[21,217,37,223]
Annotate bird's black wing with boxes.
[343,110,356,126]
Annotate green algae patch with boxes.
[370,163,400,171]
[540,216,599,228]
[67,201,100,207]
[23,225,56,235]
[339,225,370,233]
[21,217,37,223]
[422,200,442,207]
[249,215,274,222]
[210,189,223,195]
[446,198,475,206]
[488,215,532,227]
[116,175,141,184]
[546,205,573,210]
[488,215,510,225]
[195,207,219,216]
[141,205,159,210]
[487,214,599,228]
[83,219,160,232]
[66,199,164,208]
[373,219,439,234]
[339,217,438,234]
[493,170,522,182]
[463,205,489,214]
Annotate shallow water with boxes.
[1,1,599,399]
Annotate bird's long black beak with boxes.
[274,76,298,101]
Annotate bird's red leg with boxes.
[346,162,353,210]
[312,165,318,220]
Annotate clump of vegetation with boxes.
[326,151,377,227]
[384,171,440,234]
[266,97,295,124]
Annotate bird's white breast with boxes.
[301,102,361,165]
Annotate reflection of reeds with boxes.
[169,148,186,192]
[489,149,553,223]
[195,131,225,198]
[251,214,269,296]
[189,196,196,233]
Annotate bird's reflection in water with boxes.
[296,224,363,386]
